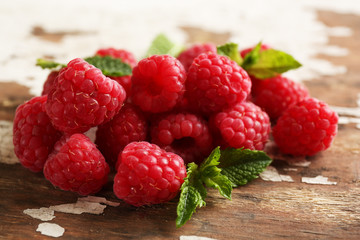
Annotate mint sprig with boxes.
[217,42,243,65]
[241,44,302,79]
[145,34,184,57]
[219,148,272,187]
[36,59,66,70]
[84,56,132,77]
[176,147,272,227]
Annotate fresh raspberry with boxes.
[96,48,137,96]
[252,75,310,120]
[42,70,60,95]
[130,55,186,113]
[113,141,186,206]
[45,58,126,133]
[272,97,338,156]
[150,112,213,164]
[43,133,110,195]
[13,95,62,172]
[185,52,251,116]
[96,103,148,166]
[210,101,271,150]
[96,48,137,68]
[177,43,217,71]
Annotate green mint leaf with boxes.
[36,58,66,70]
[145,33,184,57]
[244,49,302,79]
[200,147,232,200]
[241,42,262,69]
[203,174,232,200]
[218,148,272,187]
[176,163,206,228]
[217,43,243,65]
[176,185,206,228]
[84,56,132,77]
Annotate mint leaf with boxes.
[145,34,184,57]
[200,147,232,200]
[176,163,206,228]
[217,43,243,65]
[36,59,66,69]
[244,49,302,79]
[84,56,132,77]
[241,42,262,69]
[218,148,272,187]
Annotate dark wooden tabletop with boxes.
[0,10,359,240]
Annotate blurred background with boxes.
[0,0,358,95]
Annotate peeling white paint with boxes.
[330,106,360,118]
[23,208,55,221]
[260,166,294,182]
[180,236,217,240]
[49,200,106,215]
[301,175,337,185]
[36,223,65,238]
[289,160,312,167]
[78,195,120,207]
[0,120,18,165]
[283,168,298,172]
[1,0,359,95]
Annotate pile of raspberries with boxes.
[13,43,338,207]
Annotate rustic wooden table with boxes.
[0,9,359,240]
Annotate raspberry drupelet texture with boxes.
[177,43,217,71]
[130,55,186,113]
[113,141,186,207]
[42,70,60,95]
[43,133,110,195]
[96,103,148,166]
[96,48,137,96]
[45,58,126,133]
[252,75,310,120]
[151,112,213,164]
[272,97,338,156]
[185,52,251,116]
[13,95,62,172]
[210,101,271,150]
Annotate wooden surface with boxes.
[1,10,360,240]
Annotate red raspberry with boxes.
[272,97,338,156]
[186,52,251,116]
[113,141,186,206]
[177,43,217,71]
[13,95,62,172]
[45,58,126,133]
[150,112,213,164]
[252,76,310,120]
[43,133,110,195]
[96,48,137,68]
[96,103,148,166]
[210,101,270,150]
[130,55,186,113]
[42,70,60,95]
[96,48,137,96]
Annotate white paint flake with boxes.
[289,160,312,167]
[23,208,55,221]
[180,236,217,240]
[330,106,360,118]
[36,223,65,238]
[49,200,106,215]
[283,168,298,172]
[260,166,294,182]
[78,195,120,207]
[0,120,18,165]
[301,175,337,185]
